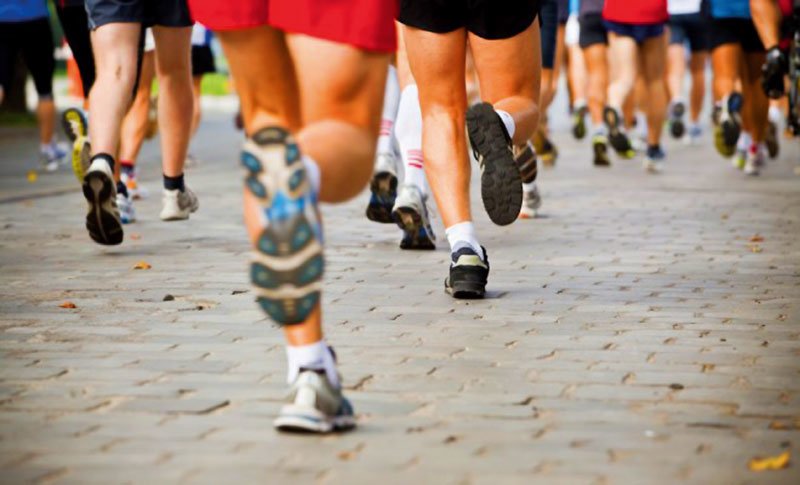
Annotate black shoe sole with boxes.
[670,102,686,139]
[721,118,741,148]
[602,107,635,158]
[365,171,397,224]
[445,277,486,299]
[82,170,123,246]
[467,102,522,226]
[572,107,588,140]
[393,206,435,250]
[766,122,779,158]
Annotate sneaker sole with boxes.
[766,122,779,158]
[82,171,123,245]
[445,277,486,299]
[593,142,611,167]
[714,126,736,158]
[366,171,397,224]
[602,107,635,158]
[243,127,323,325]
[393,206,435,250]
[572,111,587,140]
[721,118,740,148]
[71,137,91,183]
[467,102,522,226]
[61,108,87,142]
[274,409,355,434]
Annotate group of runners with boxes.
[0,0,797,433]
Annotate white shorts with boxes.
[565,14,580,47]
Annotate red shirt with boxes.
[602,0,668,24]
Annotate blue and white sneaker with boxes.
[644,145,666,173]
[242,127,323,325]
[274,369,355,433]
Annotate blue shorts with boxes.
[603,20,664,44]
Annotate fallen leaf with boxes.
[130,234,141,240]
[747,244,763,253]
[26,170,38,183]
[750,234,764,242]
[59,301,77,309]
[748,450,790,471]
[133,261,152,270]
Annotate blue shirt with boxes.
[0,0,49,22]
[709,0,750,19]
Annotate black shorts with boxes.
[0,18,55,99]
[709,17,764,53]
[191,45,216,77]
[398,0,540,40]
[56,5,96,98]
[540,0,558,69]
[668,13,710,52]
[85,0,192,30]
[557,0,569,25]
[578,12,606,48]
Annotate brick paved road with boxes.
[1,116,799,484]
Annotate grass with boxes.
[0,111,37,127]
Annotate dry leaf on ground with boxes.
[133,261,152,270]
[26,170,37,183]
[59,301,77,309]
[749,234,765,242]
[748,450,790,471]
[130,234,141,240]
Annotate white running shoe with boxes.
[121,170,149,199]
[274,369,355,433]
[519,183,542,219]
[160,187,199,221]
[391,184,436,250]
[116,192,136,224]
[744,144,766,176]
[82,157,123,245]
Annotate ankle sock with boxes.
[396,84,428,193]
[120,161,135,176]
[302,155,320,195]
[495,109,516,140]
[286,340,339,389]
[163,173,185,192]
[91,153,115,172]
[445,221,483,260]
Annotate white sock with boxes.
[445,221,483,259]
[286,340,339,389]
[737,131,752,151]
[523,181,537,192]
[495,109,516,140]
[573,98,587,110]
[302,155,321,195]
[768,105,782,124]
[377,65,400,155]
[395,84,428,193]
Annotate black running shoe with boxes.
[592,134,611,167]
[571,104,588,140]
[765,120,779,159]
[602,107,635,158]
[467,102,522,226]
[721,93,743,148]
[445,245,489,299]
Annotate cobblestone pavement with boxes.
[1,116,799,484]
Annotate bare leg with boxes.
[88,23,141,161]
[583,43,608,126]
[742,52,768,143]
[191,76,202,136]
[688,51,707,123]
[640,33,668,146]
[403,26,469,228]
[567,44,587,104]
[666,43,685,102]
[749,0,783,49]
[36,99,56,145]
[118,51,155,164]
[152,26,193,178]
[606,33,638,110]
[712,44,741,101]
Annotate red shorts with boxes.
[188,0,397,52]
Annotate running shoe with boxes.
[243,127,323,325]
[445,245,489,299]
[533,129,558,166]
[121,168,148,200]
[761,47,787,99]
[467,102,522,226]
[392,184,436,250]
[765,121,779,159]
[668,101,686,139]
[365,152,398,224]
[519,183,542,219]
[274,369,355,433]
[62,108,91,182]
[571,104,588,140]
[39,150,61,173]
[145,95,158,140]
[720,94,743,149]
[82,157,123,245]
[513,141,538,184]
[592,134,611,167]
[643,145,666,174]
[160,187,199,221]
[117,192,137,224]
[744,144,766,176]
[602,107,635,158]
[686,123,702,145]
